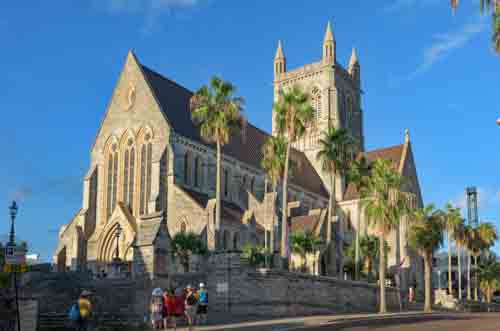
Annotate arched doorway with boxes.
[96,220,134,274]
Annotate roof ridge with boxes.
[141,64,193,95]
[366,143,404,154]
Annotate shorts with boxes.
[185,305,197,318]
[197,305,208,314]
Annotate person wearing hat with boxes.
[184,285,198,331]
[77,290,92,331]
[196,283,208,325]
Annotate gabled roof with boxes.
[290,214,322,234]
[140,60,328,198]
[343,144,405,201]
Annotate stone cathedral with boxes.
[54,23,424,290]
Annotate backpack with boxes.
[68,303,80,321]
[199,290,208,305]
[186,293,198,306]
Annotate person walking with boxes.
[163,289,176,330]
[184,285,198,331]
[73,290,92,331]
[151,288,164,330]
[196,283,208,325]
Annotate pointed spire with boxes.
[349,48,359,67]
[324,21,334,42]
[404,129,410,144]
[275,40,285,59]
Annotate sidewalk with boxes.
[193,311,434,331]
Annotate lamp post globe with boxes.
[497,118,500,126]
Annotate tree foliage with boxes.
[290,230,322,271]
[241,244,266,267]
[171,232,207,272]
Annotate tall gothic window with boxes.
[140,134,153,215]
[311,87,322,122]
[184,151,191,185]
[224,169,229,198]
[194,156,200,188]
[107,143,118,220]
[122,138,135,211]
[250,177,255,195]
[346,95,353,129]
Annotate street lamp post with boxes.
[8,201,21,331]
[438,269,442,290]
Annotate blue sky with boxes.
[1,0,499,261]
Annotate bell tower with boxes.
[272,22,364,199]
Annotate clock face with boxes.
[126,84,136,111]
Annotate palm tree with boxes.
[171,232,208,272]
[290,231,322,273]
[273,85,315,264]
[241,244,266,267]
[477,255,500,304]
[317,127,355,276]
[262,136,288,254]
[355,235,389,282]
[190,76,245,249]
[453,219,467,300]
[362,159,410,313]
[443,203,462,296]
[463,224,475,300]
[472,222,497,300]
[451,0,500,54]
[409,204,445,313]
[347,156,371,280]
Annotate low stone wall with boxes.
[23,254,400,328]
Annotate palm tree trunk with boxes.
[379,234,387,313]
[457,245,462,300]
[448,231,452,295]
[355,202,361,281]
[467,251,471,300]
[423,252,432,313]
[215,140,222,250]
[474,255,478,301]
[281,141,292,265]
[329,173,338,276]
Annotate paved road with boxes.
[299,313,500,331]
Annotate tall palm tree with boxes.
[477,255,500,304]
[463,224,475,300]
[348,156,371,280]
[273,85,314,264]
[453,219,467,300]
[451,0,500,54]
[290,230,322,273]
[443,203,462,296]
[362,159,410,313]
[317,127,355,276]
[190,76,245,249]
[473,222,497,300]
[261,135,288,256]
[409,204,445,313]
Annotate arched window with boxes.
[122,138,135,211]
[233,232,239,250]
[223,230,230,250]
[194,156,201,188]
[250,177,255,195]
[106,143,118,220]
[184,151,191,185]
[140,134,153,215]
[346,95,353,129]
[311,87,322,122]
[224,169,230,198]
[346,211,352,231]
[180,222,187,233]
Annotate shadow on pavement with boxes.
[324,315,473,330]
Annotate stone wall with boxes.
[25,254,400,329]
[206,253,400,316]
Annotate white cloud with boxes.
[97,0,206,34]
[408,17,487,79]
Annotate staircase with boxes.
[38,312,145,331]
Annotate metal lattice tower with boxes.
[466,187,479,226]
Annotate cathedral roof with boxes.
[140,63,328,198]
[290,214,321,234]
[343,143,405,201]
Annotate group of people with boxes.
[151,283,209,331]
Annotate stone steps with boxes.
[38,312,144,331]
